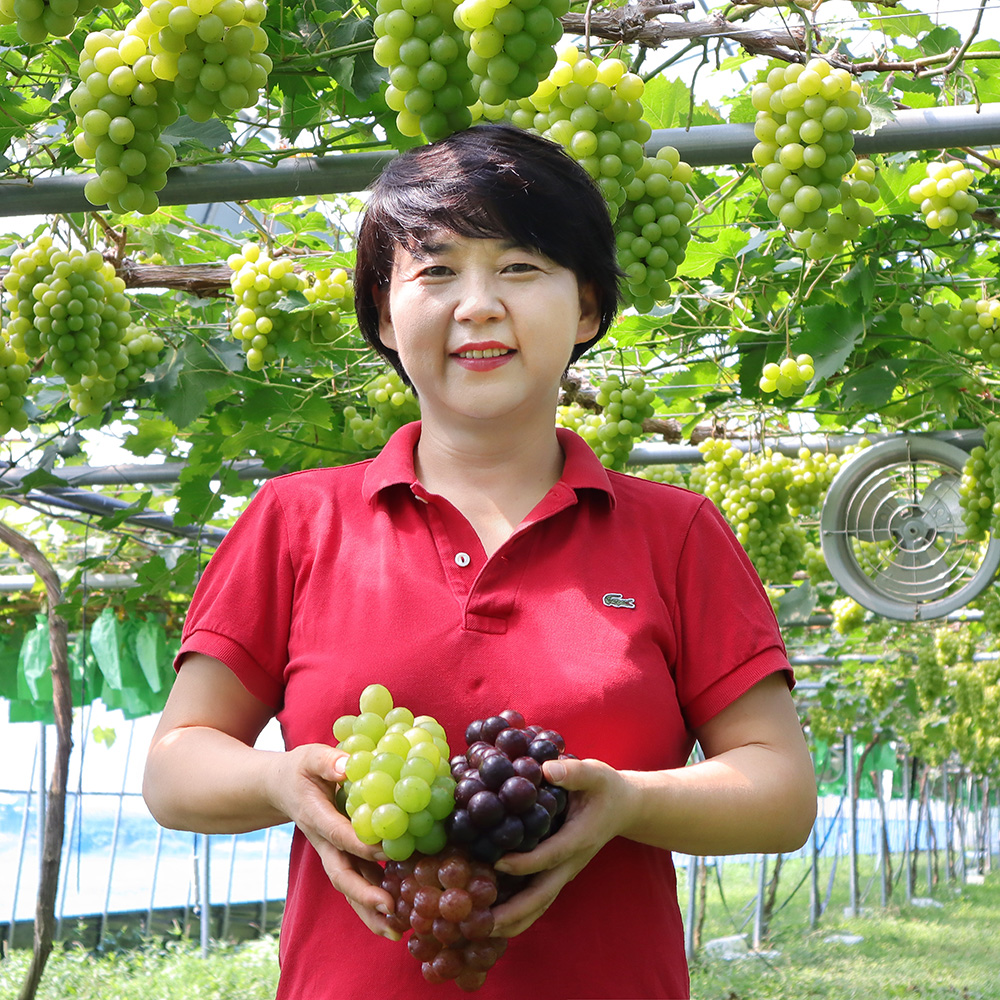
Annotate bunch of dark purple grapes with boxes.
[445,709,572,870]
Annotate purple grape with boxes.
[535,728,565,753]
[481,716,509,745]
[522,802,552,839]
[479,753,516,791]
[499,775,537,814]
[512,756,542,786]
[536,787,557,817]
[470,835,505,865]
[499,709,526,729]
[446,809,477,845]
[468,790,504,828]
[465,719,485,745]
[455,773,487,808]
[489,815,525,851]
[466,741,492,768]
[495,727,530,759]
[528,739,559,764]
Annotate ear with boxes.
[373,283,397,351]
[574,280,602,345]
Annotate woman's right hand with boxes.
[144,654,399,940]
[269,743,401,940]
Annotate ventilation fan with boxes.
[820,436,1000,620]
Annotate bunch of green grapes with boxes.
[691,437,744,506]
[831,594,865,634]
[454,0,564,110]
[2,238,132,390]
[908,159,979,236]
[752,57,872,255]
[959,423,1000,540]
[142,0,272,123]
[899,296,955,344]
[758,353,815,397]
[718,449,806,583]
[803,540,832,584]
[954,296,1000,364]
[71,28,179,216]
[0,341,30,436]
[333,683,456,862]
[227,243,309,371]
[616,147,696,312]
[786,446,842,516]
[507,43,650,220]
[0,0,100,43]
[793,157,880,259]
[297,268,355,345]
[375,0,475,141]
[69,321,167,414]
[633,464,687,487]
[344,371,421,450]
[556,375,655,471]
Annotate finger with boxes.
[320,845,395,915]
[491,866,567,937]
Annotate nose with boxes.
[453,272,505,325]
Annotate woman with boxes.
[143,124,817,999]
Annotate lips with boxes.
[452,342,515,371]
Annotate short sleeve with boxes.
[672,497,792,730]
[174,481,293,709]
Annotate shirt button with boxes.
[454,552,471,567]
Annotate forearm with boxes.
[620,742,817,856]
[143,724,292,835]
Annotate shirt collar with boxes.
[361,421,616,507]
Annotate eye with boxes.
[502,261,539,274]
[418,264,453,277]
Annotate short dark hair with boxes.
[353,124,622,382]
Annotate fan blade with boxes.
[845,472,903,543]
[877,547,953,602]
[919,473,964,535]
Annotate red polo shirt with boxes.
[177,421,790,1000]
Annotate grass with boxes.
[1,859,997,999]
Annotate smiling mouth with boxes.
[454,348,513,359]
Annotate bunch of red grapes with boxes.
[382,849,508,991]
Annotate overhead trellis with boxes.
[2,106,1000,218]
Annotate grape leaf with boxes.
[793,302,866,384]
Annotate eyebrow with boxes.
[407,236,524,258]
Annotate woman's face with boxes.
[376,233,600,430]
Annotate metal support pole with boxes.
[752,854,768,950]
[845,732,859,917]
[101,722,136,934]
[684,854,699,962]
[903,754,913,903]
[200,833,211,957]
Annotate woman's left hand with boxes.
[489,757,637,938]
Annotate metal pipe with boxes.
[3,105,999,218]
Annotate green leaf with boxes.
[869,6,935,37]
[160,115,233,149]
[150,336,245,428]
[793,302,866,384]
[776,580,815,626]
[839,362,900,410]
[123,416,179,457]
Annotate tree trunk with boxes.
[0,523,72,1000]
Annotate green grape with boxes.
[343,370,421,450]
[331,684,456,860]
[616,147,696,310]
[752,58,874,256]
[758,353,815,397]
[908,159,980,236]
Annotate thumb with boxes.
[542,756,601,790]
